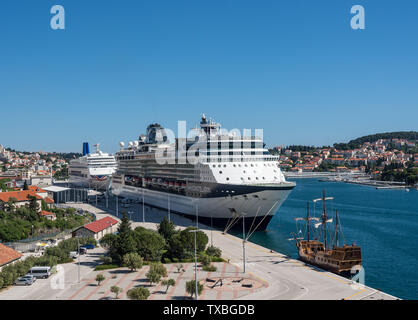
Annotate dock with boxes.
[64,201,399,300]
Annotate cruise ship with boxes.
[112,115,295,231]
[69,143,117,190]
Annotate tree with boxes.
[185,280,203,298]
[122,252,143,272]
[127,287,150,300]
[133,227,166,262]
[167,227,208,260]
[96,274,105,286]
[158,216,175,240]
[151,262,167,276]
[6,197,17,213]
[146,270,161,286]
[115,213,136,262]
[161,279,176,293]
[27,195,39,213]
[110,286,122,299]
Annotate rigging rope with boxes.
[246,200,279,241]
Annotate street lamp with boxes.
[116,195,119,217]
[189,229,199,300]
[142,187,145,223]
[240,212,247,274]
[168,194,171,222]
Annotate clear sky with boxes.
[1,0,417,153]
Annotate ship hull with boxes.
[112,182,293,231]
[69,175,111,191]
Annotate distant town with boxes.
[271,132,418,186]
[1,131,417,190]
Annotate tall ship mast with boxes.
[69,142,117,190]
[112,114,296,231]
[292,190,362,277]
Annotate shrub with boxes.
[185,280,203,298]
[94,264,119,271]
[127,287,150,300]
[199,253,211,267]
[206,245,222,258]
[202,264,217,272]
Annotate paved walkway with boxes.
[26,201,398,300]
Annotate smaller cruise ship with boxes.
[69,143,117,190]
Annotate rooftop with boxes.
[82,216,118,234]
[0,243,23,267]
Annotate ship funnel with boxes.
[82,142,90,156]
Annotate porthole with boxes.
[226,177,230,181]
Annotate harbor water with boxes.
[240,178,418,300]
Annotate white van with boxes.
[28,266,51,279]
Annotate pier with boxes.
[63,200,398,300]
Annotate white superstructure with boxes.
[69,143,117,190]
[112,115,295,231]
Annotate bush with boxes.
[127,287,150,300]
[100,256,113,264]
[94,264,119,271]
[206,245,222,258]
[199,253,211,267]
[185,280,203,298]
[202,265,217,272]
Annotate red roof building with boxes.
[40,210,56,221]
[0,243,23,267]
[72,216,119,240]
[0,190,43,212]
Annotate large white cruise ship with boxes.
[112,115,295,231]
[69,143,117,190]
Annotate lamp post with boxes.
[77,236,80,283]
[168,194,171,222]
[241,212,247,274]
[142,187,145,223]
[116,195,118,217]
[189,229,199,300]
[195,202,199,228]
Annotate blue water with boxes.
[238,179,418,300]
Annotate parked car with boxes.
[82,244,95,250]
[14,275,36,286]
[27,266,51,279]
[69,251,79,259]
[78,247,87,255]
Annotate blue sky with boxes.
[0,0,417,153]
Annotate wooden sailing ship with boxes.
[292,190,362,277]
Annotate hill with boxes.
[334,131,418,150]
